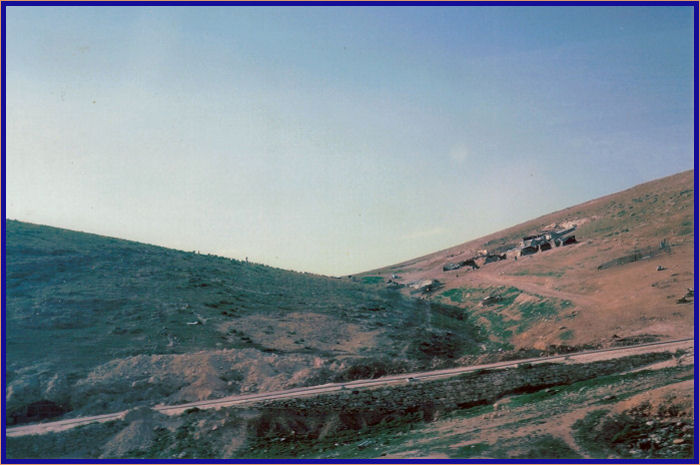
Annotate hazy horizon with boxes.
[5,5,695,275]
[4,166,694,276]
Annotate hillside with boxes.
[5,220,490,423]
[361,169,695,352]
[3,169,695,459]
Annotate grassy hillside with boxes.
[5,220,489,421]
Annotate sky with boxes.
[4,5,695,276]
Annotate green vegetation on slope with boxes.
[5,220,488,421]
[438,285,574,344]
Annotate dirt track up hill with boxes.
[361,169,695,351]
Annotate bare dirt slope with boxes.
[361,169,694,350]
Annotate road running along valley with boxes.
[5,338,694,438]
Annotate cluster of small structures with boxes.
[441,225,579,273]
[442,250,507,272]
[519,226,578,256]
[384,225,581,296]
[442,258,479,272]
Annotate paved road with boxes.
[6,338,693,438]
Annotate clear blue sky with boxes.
[5,5,695,276]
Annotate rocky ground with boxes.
[4,169,695,458]
[6,350,693,459]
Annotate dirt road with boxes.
[6,338,693,438]
[467,269,599,307]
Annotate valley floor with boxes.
[6,344,694,460]
[246,352,695,460]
